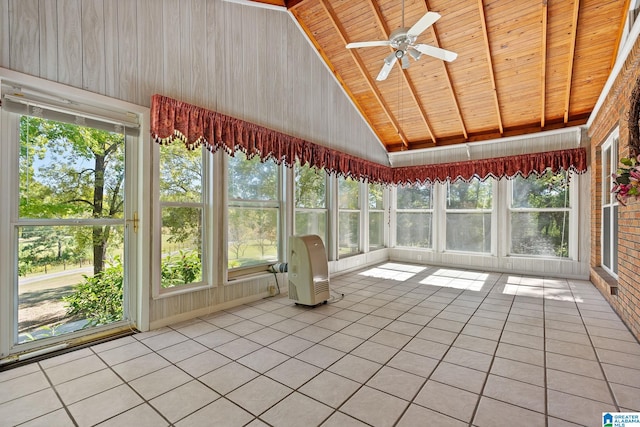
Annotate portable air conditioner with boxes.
[288,235,330,306]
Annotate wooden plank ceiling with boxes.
[250,0,629,152]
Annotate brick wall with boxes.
[588,34,640,341]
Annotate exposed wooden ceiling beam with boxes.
[564,0,580,123]
[319,0,410,146]
[424,0,468,140]
[368,0,436,146]
[540,0,548,128]
[477,0,503,134]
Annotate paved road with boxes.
[19,267,93,292]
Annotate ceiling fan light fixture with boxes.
[408,48,422,61]
[401,54,410,69]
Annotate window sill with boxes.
[591,266,618,296]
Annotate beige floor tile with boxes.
[320,411,369,426]
[38,348,93,369]
[320,332,364,352]
[199,362,258,395]
[175,397,253,427]
[0,370,49,404]
[495,342,545,366]
[56,368,122,405]
[171,319,218,338]
[341,386,408,427]
[610,382,640,411]
[262,392,333,427]
[314,316,352,332]
[357,314,394,328]
[150,380,219,423]
[193,329,240,349]
[294,325,335,343]
[299,371,360,408]
[413,380,478,422]
[461,323,502,341]
[430,362,487,394]
[473,396,545,427]
[68,384,143,427]
[387,351,438,378]
[44,354,108,385]
[340,322,380,340]
[547,368,615,404]
[383,320,423,336]
[403,337,449,359]
[443,346,493,372]
[96,341,153,366]
[176,350,232,378]
[397,404,467,427]
[214,338,262,360]
[157,339,208,363]
[415,326,458,345]
[597,347,640,370]
[265,358,322,389]
[601,363,640,388]
[350,341,398,364]
[268,335,314,356]
[111,352,171,382]
[20,408,75,427]
[238,347,289,373]
[489,357,545,387]
[227,376,292,416]
[368,329,412,349]
[245,327,288,346]
[140,330,188,351]
[483,374,545,413]
[545,352,604,379]
[428,318,465,333]
[500,330,544,350]
[129,365,192,400]
[225,320,264,337]
[454,334,499,355]
[366,366,425,401]
[0,389,62,426]
[328,354,381,383]
[547,389,616,426]
[296,344,345,369]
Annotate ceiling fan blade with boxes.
[407,11,441,38]
[346,40,392,49]
[401,54,410,69]
[376,53,397,81]
[412,44,458,62]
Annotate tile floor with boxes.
[1,262,640,427]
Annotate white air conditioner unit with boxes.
[288,235,330,306]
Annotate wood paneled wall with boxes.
[0,0,390,326]
[0,0,389,165]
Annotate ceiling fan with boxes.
[346,2,457,81]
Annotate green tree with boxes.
[19,117,125,275]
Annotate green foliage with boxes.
[397,183,433,209]
[161,250,202,288]
[295,163,326,208]
[64,259,124,327]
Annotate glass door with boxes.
[1,108,136,359]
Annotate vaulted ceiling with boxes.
[248,0,628,152]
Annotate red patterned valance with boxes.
[150,94,392,184]
[150,94,587,185]
[392,147,588,185]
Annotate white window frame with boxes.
[442,177,496,255]
[0,69,148,359]
[225,153,283,279]
[393,182,435,249]
[336,175,363,258]
[152,144,216,298]
[601,129,619,277]
[506,170,577,260]
[293,163,329,249]
[366,182,387,251]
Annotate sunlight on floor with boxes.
[357,263,426,281]
[419,268,490,291]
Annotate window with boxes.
[602,131,619,276]
[338,176,361,256]
[446,177,493,253]
[158,143,205,289]
[396,183,433,248]
[509,170,571,258]
[227,152,280,272]
[294,162,328,246]
[1,79,141,355]
[368,183,385,250]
